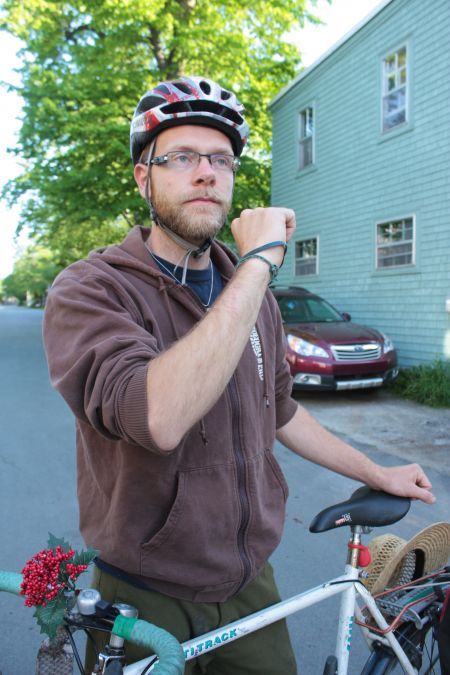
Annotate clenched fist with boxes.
[231,207,296,267]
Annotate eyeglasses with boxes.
[148,150,240,173]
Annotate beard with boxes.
[150,182,232,244]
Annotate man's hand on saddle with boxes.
[370,463,436,504]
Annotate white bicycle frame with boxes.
[123,563,418,675]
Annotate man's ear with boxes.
[134,163,150,200]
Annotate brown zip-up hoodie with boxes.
[43,226,297,602]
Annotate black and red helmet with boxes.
[130,76,249,164]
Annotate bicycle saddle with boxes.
[309,485,411,533]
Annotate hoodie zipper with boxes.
[228,375,252,592]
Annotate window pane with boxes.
[383,108,406,131]
[305,108,314,136]
[296,259,316,275]
[387,74,396,91]
[385,90,402,113]
[299,137,312,169]
[300,107,313,138]
[295,238,317,275]
[385,55,396,72]
[298,239,317,257]
[378,250,412,267]
[398,47,406,67]
[298,107,314,169]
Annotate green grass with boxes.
[391,360,450,408]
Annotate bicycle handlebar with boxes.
[0,570,185,674]
[0,570,22,595]
[112,614,185,674]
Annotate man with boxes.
[43,76,434,674]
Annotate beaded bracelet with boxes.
[236,240,287,283]
[235,254,280,282]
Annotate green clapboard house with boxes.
[269,0,450,366]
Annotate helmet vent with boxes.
[173,82,192,95]
[161,99,243,125]
[221,91,231,100]
[199,80,211,95]
[155,84,171,95]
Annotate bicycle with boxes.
[1,485,449,674]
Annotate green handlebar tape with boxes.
[0,571,22,595]
[113,614,185,674]
[113,614,137,642]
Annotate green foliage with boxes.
[34,595,67,640]
[1,0,320,265]
[2,245,63,305]
[47,533,72,553]
[72,547,100,567]
[46,532,99,567]
[391,360,450,408]
[2,245,60,305]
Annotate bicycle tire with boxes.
[360,617,440,675]
[322,655,338,675]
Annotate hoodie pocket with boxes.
[264,449,289,500]
[244,449,289,573]
[140,464,242,589]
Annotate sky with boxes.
[0,0,385,280]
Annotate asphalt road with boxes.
[0,305,449,674]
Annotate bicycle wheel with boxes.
[360,616,440,675]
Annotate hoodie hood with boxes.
[88,225,236,292]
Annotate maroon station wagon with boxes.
[272,287,399,391]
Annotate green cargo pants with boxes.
[85,562,298,674]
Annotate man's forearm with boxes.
[276,405,435,503]
[146,259,270,451]
[276,405,379,484]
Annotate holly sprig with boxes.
[20,533,99,639]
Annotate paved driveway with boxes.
[294,388,450,475]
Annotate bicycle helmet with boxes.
[130,76,249,164]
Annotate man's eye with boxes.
[213,155,231,169]
[172,152,194,165]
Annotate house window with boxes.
[376,217,414,268]
[298,106,314,169]
[295,238,318,275]
[382,45,408,132]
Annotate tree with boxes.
[2,246,63,306]
[1,0,320,265]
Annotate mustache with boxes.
[182,190,224,203]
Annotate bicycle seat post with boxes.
[347,525,372,567]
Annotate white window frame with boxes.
[297,104,314,170]
[381,43,409,133]
[375,216,415,269]
[295,236,319,276]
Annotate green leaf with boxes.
[72,546,100,567]
[34,596,67,640]
[47,533,72,553]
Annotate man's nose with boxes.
[192,156,216,184]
